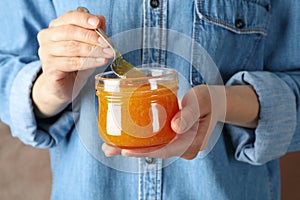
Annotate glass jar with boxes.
[95,67,179,149]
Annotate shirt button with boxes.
[235,19,245,29]
[265,4,271,12]
[150,0,160,9]
[145,157,155,164]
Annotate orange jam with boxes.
[95,68,179,149]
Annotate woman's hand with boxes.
[33,10,114,117]
[102,85,259,160]
[102,85,222,160]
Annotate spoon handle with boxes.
[94,28,118,56]
[77,7,118,58]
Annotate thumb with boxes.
[171,99,200,134]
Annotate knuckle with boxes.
[88,44,96,52]
[49,20,55,28]
[185,106,200,121]
[51,25,71,41]
[65,10,74,16]
[83,29,96,41]
[61,25,73,35]
[61,10,74,20]
[82,42,92,52]
[49,18,58,27]
[37,29,47,43]
[66,41,95,56]
[87,45,98,56]
[66,40,78,54]
[70,57,79,68]
[70,57,83,70]
[49,11,75,28]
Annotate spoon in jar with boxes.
[77,7,144,78]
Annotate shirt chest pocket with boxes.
[191,0,271,84]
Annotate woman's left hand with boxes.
[102,85,225,160]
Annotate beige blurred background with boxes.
[0,121,299,200]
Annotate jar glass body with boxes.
[95,67,179,149]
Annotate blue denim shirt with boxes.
[1,0,300,199]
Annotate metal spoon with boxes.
[77,7,144,78]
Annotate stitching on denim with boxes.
[190,2,201,86]
[245,0,270,9]
[155,160,163,200]
[204,14,266,35]
[53,144,60,170]
[242,9,271,69]
[51,144,60,188]
[265,164,275,200]
[158,0,163,65]
[241,32,263,70]
[155,162,160,199]
[196,0,268,35]
[138,159,144,200]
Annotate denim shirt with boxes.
[1,0,300,199]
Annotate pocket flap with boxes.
[195,0,271,35]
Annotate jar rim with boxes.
[95,67,177,82]
[95,67,178,92]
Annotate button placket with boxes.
[139,1,166,199]
[138,158,163,200]
[142,0,168,65]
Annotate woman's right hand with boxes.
[33,10,114,117]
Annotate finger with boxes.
[121,145,171,158]
[38,25,110,47]
[44,41,114,58]
[121,138,185,158]
[49,10,104,30]
[122,128,197,158]
[41,55,108,73]
[102,143,122,157]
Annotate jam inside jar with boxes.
[95,67,179,149]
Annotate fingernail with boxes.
[121,150,129,157]
[104,150,116,157]
[96,57,106,63]
[105,151,114,157]
[173,117,187,133]
[103,48,114,56]
[102,144,114,157]
[88,17,99,27]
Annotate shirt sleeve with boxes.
[0,0,76,148]
[8,61,78,148]
[225,71,299,165]
[224,1,300,165]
